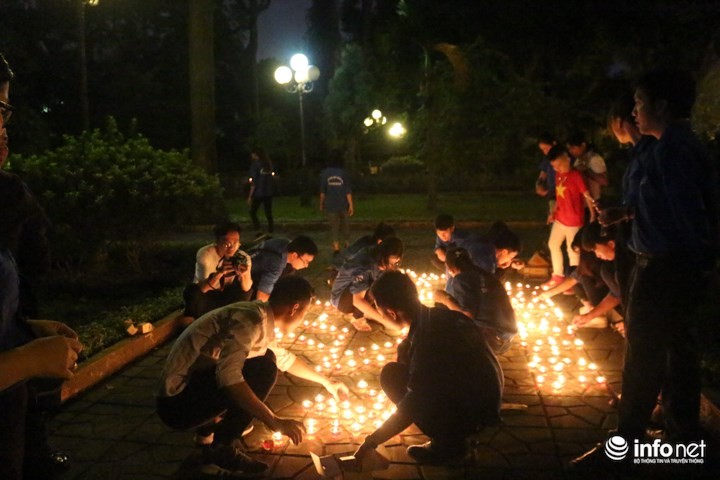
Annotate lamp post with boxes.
[274,54,319,168]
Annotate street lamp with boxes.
[274,54,320,168]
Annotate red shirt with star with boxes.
[554,168,588,227]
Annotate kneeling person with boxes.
[183,222,253,320]
[355,271,503,464]
[157,277,348,477]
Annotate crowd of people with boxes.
[1,45,718,480]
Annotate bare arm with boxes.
[319,192,325,211]
[346,193,354,216]
[256,290,270,302]
[0,336,82,392]
[539,276,579,299]
[286,357,349,401]
[573,294,621,327]
[353,291,395,330]
[224,381,305,444]
[433,289,473,319]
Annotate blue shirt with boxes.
[631,122,718,261]
[0,249,34,353]
[320,167,352,213]
[249,160,274,197]
[249,238,290,294]
[434,228,474,252]
[449,269,517,335]
[332,235,374,268]
[330,247,380,307]
[539,158,556,200]
[622,136,655,209]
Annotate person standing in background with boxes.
[319,152,354,256]
[247,147,275,238]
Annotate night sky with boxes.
[257,0,313,61]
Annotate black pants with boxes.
[618,255,704,440]
[183,282,252,319]
[157,350,278,445]
[249,196,274,233]
[380,362,487,445]
[575,274,608,306]
[336,287,364,319]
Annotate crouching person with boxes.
[157,276,348,477]
[354,271,503,465]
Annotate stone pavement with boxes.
[48,278,633,480]
[46,227,718,480]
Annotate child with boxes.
[542,145,596,289]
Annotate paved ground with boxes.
[48,226,718,479]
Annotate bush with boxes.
[380,155,425,175]
[7,118,226,271]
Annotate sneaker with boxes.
[200,444,268,478]
[406,440,465,464]
[540,274,564,290]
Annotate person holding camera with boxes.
[182,222,253,320]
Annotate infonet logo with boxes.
[604,436,706,464]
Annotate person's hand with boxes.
[319,202,324,212]
[598,207,628,226]
[353,438,378,463]
[433,289,450,305]
[246,197,252,205]
[435,249,447,263]
[28,320,79,340]
[572,314,590,327]
[271,418,306,445]
[324,381,349,402]
[510,259,525,270]
[537,291,551,302]
[348,205,354,216]
[546,213,555,224]
[21,336,83,380]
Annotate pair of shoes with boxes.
[540,274,564,290]
[200,443,268,478]
[406,440,465,464]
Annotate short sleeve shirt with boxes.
[249,161,274,197]
[159,301,296,397]
[554,169,588,227]
[330,248,380,307]
[320,167,352,213]
[249,238,290,294]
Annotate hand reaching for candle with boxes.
[433,289,450,305]
[572,313,591,328]
[324,380,349,402]
[353,438,377,462]
[271,418,306,445]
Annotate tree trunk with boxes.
[188,0,217,173]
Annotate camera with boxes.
[229,252,249,269]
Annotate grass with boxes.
[227,192,549,224]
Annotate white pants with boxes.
[548,221,580,276]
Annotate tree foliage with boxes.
[7,118,226,270]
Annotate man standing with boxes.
[572,68,718,468]
[158,277,348,477]
[320,153,354,256]
[354,271,503,464]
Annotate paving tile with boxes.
[269,455,314,478]
[372,463,422,479]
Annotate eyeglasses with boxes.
[0,101,14,125]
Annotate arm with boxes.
[346,193,354,216]
[434,247,447,262]
[582,191,597,223]
[535,171,549,196]
[199,270,226,293]
[256,290,270,302]
[286,357,349,401]
[573,294,621,327]
[0,336,82,391]
[319,192,325,212]
[355,408,414,459]
[352,291,395,329]
[433,289,473,319]
[223,381,305,444]
[539,276,578,300]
